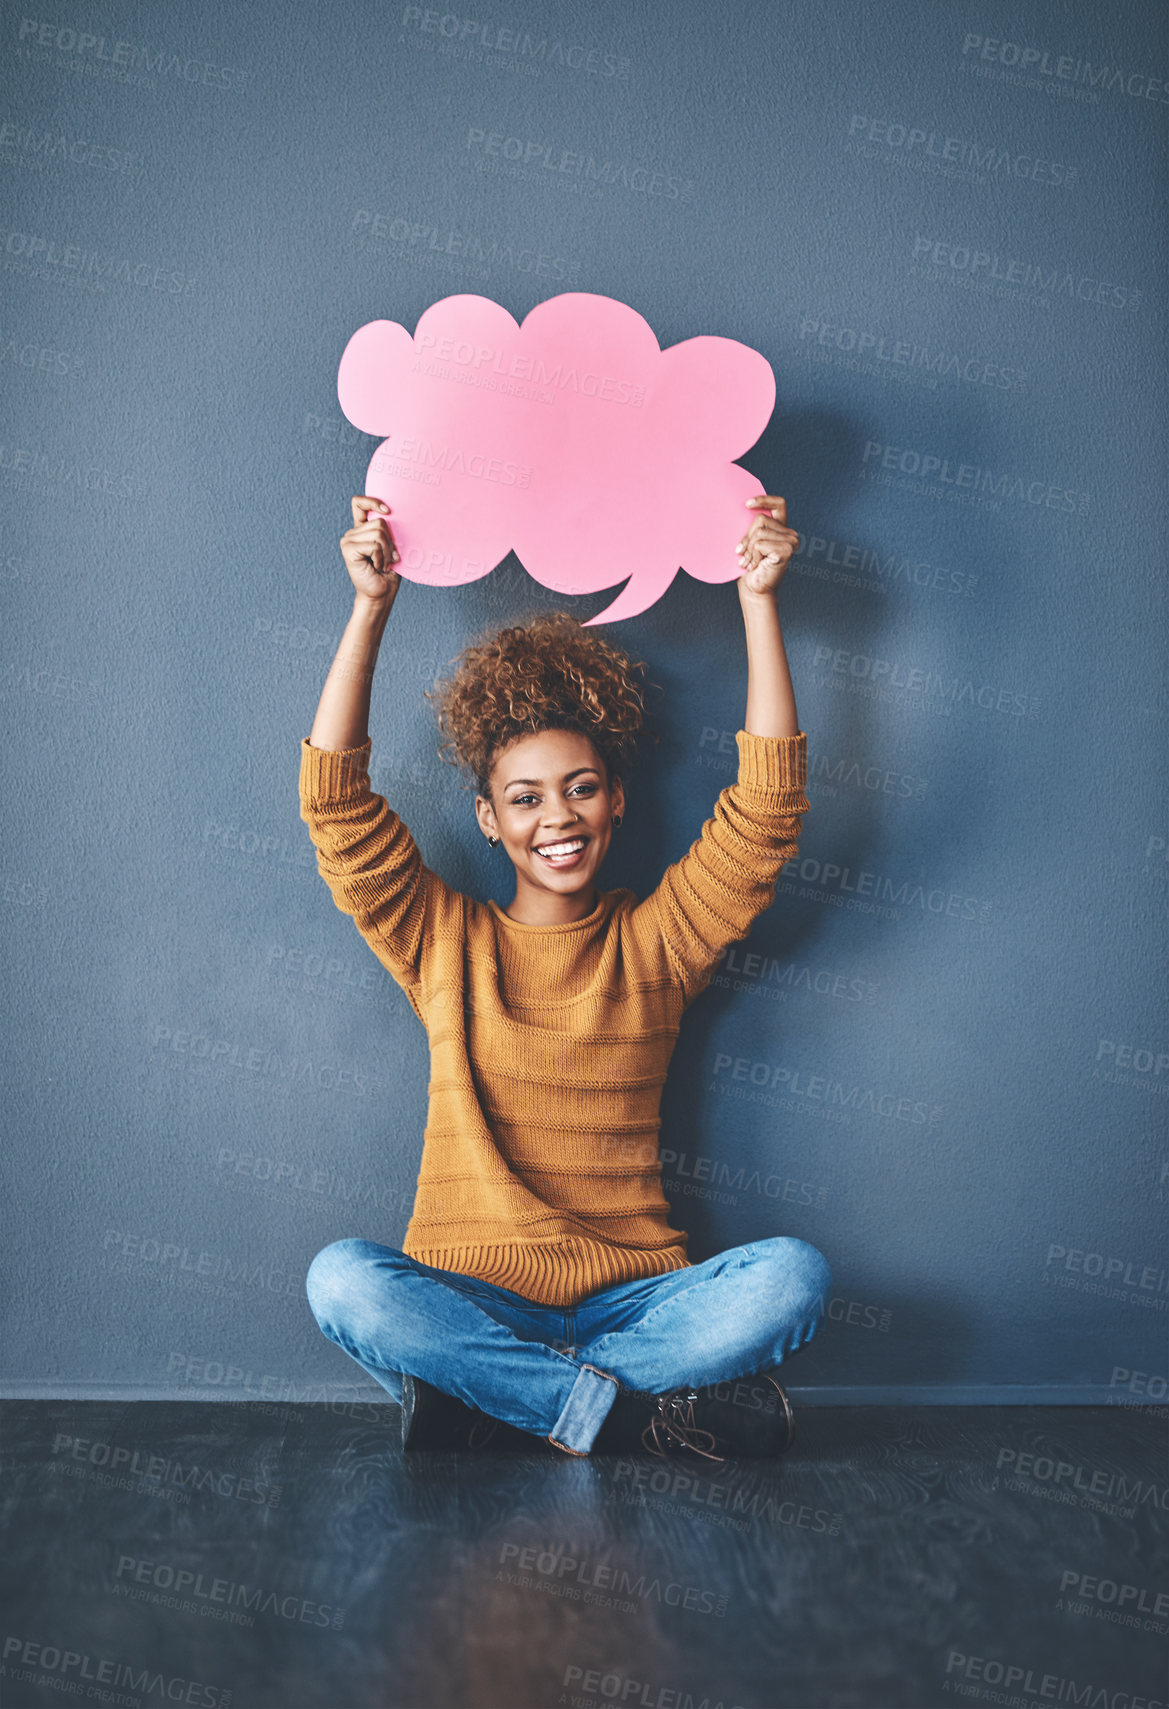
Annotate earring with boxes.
[612,814,622,829]
[487,835,499,848]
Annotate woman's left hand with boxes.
[736,494,799,596]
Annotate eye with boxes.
[508,783,597,807]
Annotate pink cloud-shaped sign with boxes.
[337,292,775,625]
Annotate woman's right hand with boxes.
[340,495,402,609]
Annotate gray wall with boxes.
[2,0,1165,1405]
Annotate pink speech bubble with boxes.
[337,292,775,625]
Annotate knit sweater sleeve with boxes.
[297,736,453,1010]
[631,730,809,1004]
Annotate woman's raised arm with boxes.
[735,493,800,740]
[308,495,401,752]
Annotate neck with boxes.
[505,877,600,926]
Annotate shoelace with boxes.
[641,1389,726,1462]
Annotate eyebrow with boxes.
[504,767,601,789]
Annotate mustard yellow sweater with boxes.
[298,729,809,1308]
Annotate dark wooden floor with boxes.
[0,1400,1165,1709]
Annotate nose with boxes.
[542,797,582,829]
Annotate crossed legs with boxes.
[305,1237,831,1455]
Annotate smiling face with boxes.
[474,727,626,924]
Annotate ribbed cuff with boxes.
[299,735,372,805]
[735,729,807,792]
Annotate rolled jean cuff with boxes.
[548,1362,618,1455]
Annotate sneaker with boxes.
[400,1374,536,1453]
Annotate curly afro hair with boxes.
[424,609,660,799]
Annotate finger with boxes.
[372,532,400,565]
[738,529,795,559]
[742,514,795,536]
[746,494,786,524]
[351,495,392,527]
[750,534,797,561]
[352,517,399,556]
[743,541,790,567]
[756,528,797,552]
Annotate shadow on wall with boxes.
[630,407,902,943]
[633,399,1021,1400]
[660,1195,977,1390]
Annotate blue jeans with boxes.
[305,1237,832,1455]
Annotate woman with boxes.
[300,494,832,1461]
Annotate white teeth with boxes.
[536,839,586,858]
